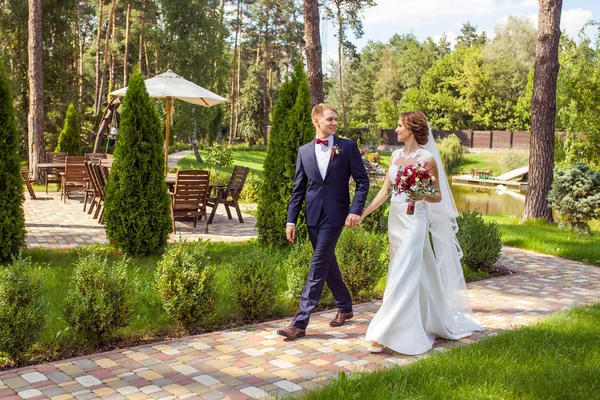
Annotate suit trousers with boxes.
[292,208,353,329]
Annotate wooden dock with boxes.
[451,175,528,191]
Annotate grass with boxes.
[484,215,600,266]
[298,304,600,400]
[177,151,267,179]
[459,152,505,176]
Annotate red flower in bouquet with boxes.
[393,162,439,214]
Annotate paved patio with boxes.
[5,180,600,399]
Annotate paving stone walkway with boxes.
[8,184,600,399]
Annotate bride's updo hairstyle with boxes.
[400,111,429,145]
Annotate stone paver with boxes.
[24,192,256,248]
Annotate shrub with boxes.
[456,210,502,273]
[154,241,216,330]
[548,163,600,234]
[63,252,132,341]
[0,257,46,361]
[55,103,81,155]
[437,134,464,174]
[205,144,233,171]
[337,128,368,144]
[336,228,387,301]
[501,150,529,173]
[360,182,390,234]
[103,70,172,256]
[229,244,278,321]
[239,172,262,202]
[0,60,25,263]
[257,62,313,246]
[365,152,381,164]
[283,239,334,308]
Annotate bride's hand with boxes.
[409,194,424,202]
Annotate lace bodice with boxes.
[389,148,434,203]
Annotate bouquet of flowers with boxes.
[393,162,439,215]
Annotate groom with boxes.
[277,104,369,340]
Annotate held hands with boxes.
[345,213,361,228]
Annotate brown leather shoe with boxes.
[329,312,354,327]
[276,325,306,340]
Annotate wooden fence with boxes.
[378,129,531,150]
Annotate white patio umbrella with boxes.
[109,69,228,173]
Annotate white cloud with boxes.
[561,8,594,38]
[362,0,496,25]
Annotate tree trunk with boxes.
[521,0,562,223]
[228,0,242,144]
[28,0,45,182]
[139,0,146,75]
[336,7,348,128]
[98,0,116,114]
[304,0,323,106]
[123,2,130,86]
[93,0,104,115]
[262,15,269,147]
[192,107,203,163]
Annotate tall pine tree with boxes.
[56,103,81,155]
[103,71,172,256]
[0,60,25,262]
[257,63,313,246]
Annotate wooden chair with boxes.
[21,169,36,199]
[85,152,107,163]
[207,165,249,224]
[61,156,89,203]
[171,169,211,234]
[45,152,67,194]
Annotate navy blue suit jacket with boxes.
[287,136,369,227]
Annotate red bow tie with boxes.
[316,138,329,146]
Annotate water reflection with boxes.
[451,182,524,216]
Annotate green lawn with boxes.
[298,304,600,400]
[484,215,600,266]
[460,152,505,175]
[177,151,267,179]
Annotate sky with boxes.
[321,0,600,66]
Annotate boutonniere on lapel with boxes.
[330,144,340,161]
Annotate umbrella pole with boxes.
[165,97,171,176]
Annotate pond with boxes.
[450,181,600,231]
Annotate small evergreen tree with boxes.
[55,103,81,155]
[0,60,25,262]
[256,63,314,246]
[103,71,172,255]
[548,163,600,234]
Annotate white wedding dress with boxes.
[365,147,482,355]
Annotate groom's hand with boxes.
[345,213,361,228]
[286,225,296,244]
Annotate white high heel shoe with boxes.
[367,342,384,353]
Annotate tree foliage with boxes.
[548,163,600,234]
[257,62,313,246]
[0,60,25,263]
[56,103,81,155]
[103,71,172,256]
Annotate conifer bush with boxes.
[103,71,172,255]
[335,228,387,301]
[437,134,464,174]
[154,241,216,331]
[63,252,132,342]
[229,244,277,321]
[548,163,600,234]
[456,210,502,272]
[0,61,25,263]
[55,103,81,155]
[257,62,314,246]
[0,257,46,361]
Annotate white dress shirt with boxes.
[315,136,332,180]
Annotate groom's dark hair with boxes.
[400,110,429,145]
[312,103,338,120]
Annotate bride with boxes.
[360,110,482,355]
